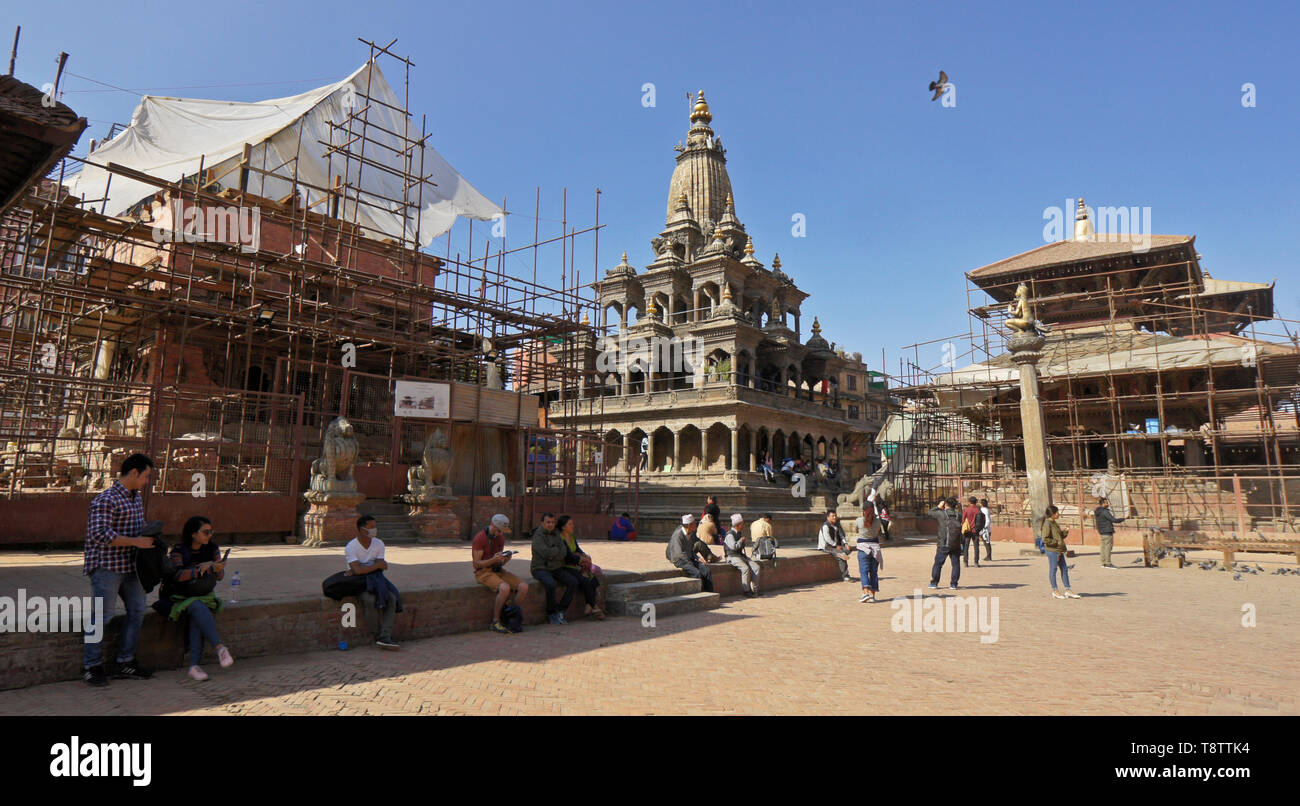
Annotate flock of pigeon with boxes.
[1145,544,1299,580]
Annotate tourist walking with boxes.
[979,498,993,561]
[961,496,984,567]
[856,507,884,602]
[1043,505,1080,599]
[1094,497,1125,569]
[817,510,853,582]
[82,453,156,686]
[161,516,234,680]
[927,497,963,590]
[723,513,761,596]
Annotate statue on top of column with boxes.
[1006,283,1048,337]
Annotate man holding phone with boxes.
[472,514,529,634]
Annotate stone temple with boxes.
[533,91,887,537]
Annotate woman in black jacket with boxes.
[162,516,234,680]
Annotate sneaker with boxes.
[548,613,564,625]
[112,663,152,680]
[949,585,958,590]
[1102,564,1117,569]
[557,612,569,625]
[927,584,938,590]
[1064,590,1081,599]
[1051,590,1066,599]
[187,665,209,681]
[842,575,853,582]
[375,638,400,651]
[217,646,234,668]
[859,592,871,603]
[490,621,511,635]
[82,665,109,687]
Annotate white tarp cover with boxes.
[69,62,501,245]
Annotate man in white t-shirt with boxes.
[344,515,399,650]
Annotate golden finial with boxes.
[581,310,590,326]
[676,191,690,211]
[691,90,712,124]
[772,253,782,270]
[811,317,822,335]
[647,296,660,316]
[722,284,733,301]
[621,251,628,262]
[744,237,754,256]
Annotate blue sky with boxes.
[12,0,1299,377]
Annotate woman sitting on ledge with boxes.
[160,516,234,681]
[557,515,604,620]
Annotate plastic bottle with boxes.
[230,570,241,604]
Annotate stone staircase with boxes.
[603,569,720,618]
[357,499,418,544]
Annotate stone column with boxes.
[647,432,656,473]
[701,429,710,471]
[749,430,757,471]
[622,432,633,472]
[672,429,681,473]
[1009,331,1053,540]
[730,428,739,471]
[693,289,702,321]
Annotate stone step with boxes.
[605,591,720,618]
[605,577,702,602]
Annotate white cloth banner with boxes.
[70,62,501,245]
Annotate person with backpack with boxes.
[817,511,853,582]
[472,514,530,634]
[1043,505,1080,599]
[344,515,402,650]
[876,498,892,541]
[961,496,984,568]
[751,513,778,567]
[927,497,963,590]
[856,507,884,602]
[1094,497,1125,569]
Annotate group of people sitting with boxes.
[755,451,840,487]
[665,501,774,598]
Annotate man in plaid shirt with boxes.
[82,453,157,686]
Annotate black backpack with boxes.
[322,570,367,600]
[755,536,777,561]
[500,603,524,633]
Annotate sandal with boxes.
[590,608,606,621]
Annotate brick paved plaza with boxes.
[1,538,1295,716]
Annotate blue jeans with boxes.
[83,568,147,669]
[1046,550,1071,590]
[184,600,223,666]
[1034,536,1046,554]
[532,567,579,614]
[857,546,880,591]
[930,546,962,586]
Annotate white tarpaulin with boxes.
[69,62,501,245]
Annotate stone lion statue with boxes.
[405,427,452,501]
[310,416,358,490]
[839,474,893,508]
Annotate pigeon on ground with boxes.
[929,70,949,100]
[1233,573,1242,581]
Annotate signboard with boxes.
[1144,417,1160,435]
[394,380,450,419]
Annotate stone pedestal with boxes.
[1009,331,1052,539]
[301,491,366,548]
[404,486,462,542]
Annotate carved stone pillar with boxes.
[672,429,681,473]
[701,428,709,472]
[730,427,739,472]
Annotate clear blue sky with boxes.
[11,0,1299,377]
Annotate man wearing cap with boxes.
[472,514,530,634]
[666,514,715,593]
[723,513,761,597]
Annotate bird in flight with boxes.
[929,70,949,101]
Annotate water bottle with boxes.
[230,570,241,604]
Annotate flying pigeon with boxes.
[929,70,949,100]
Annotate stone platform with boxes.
[0,542,842,690]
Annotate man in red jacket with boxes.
[961,496,984,568]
